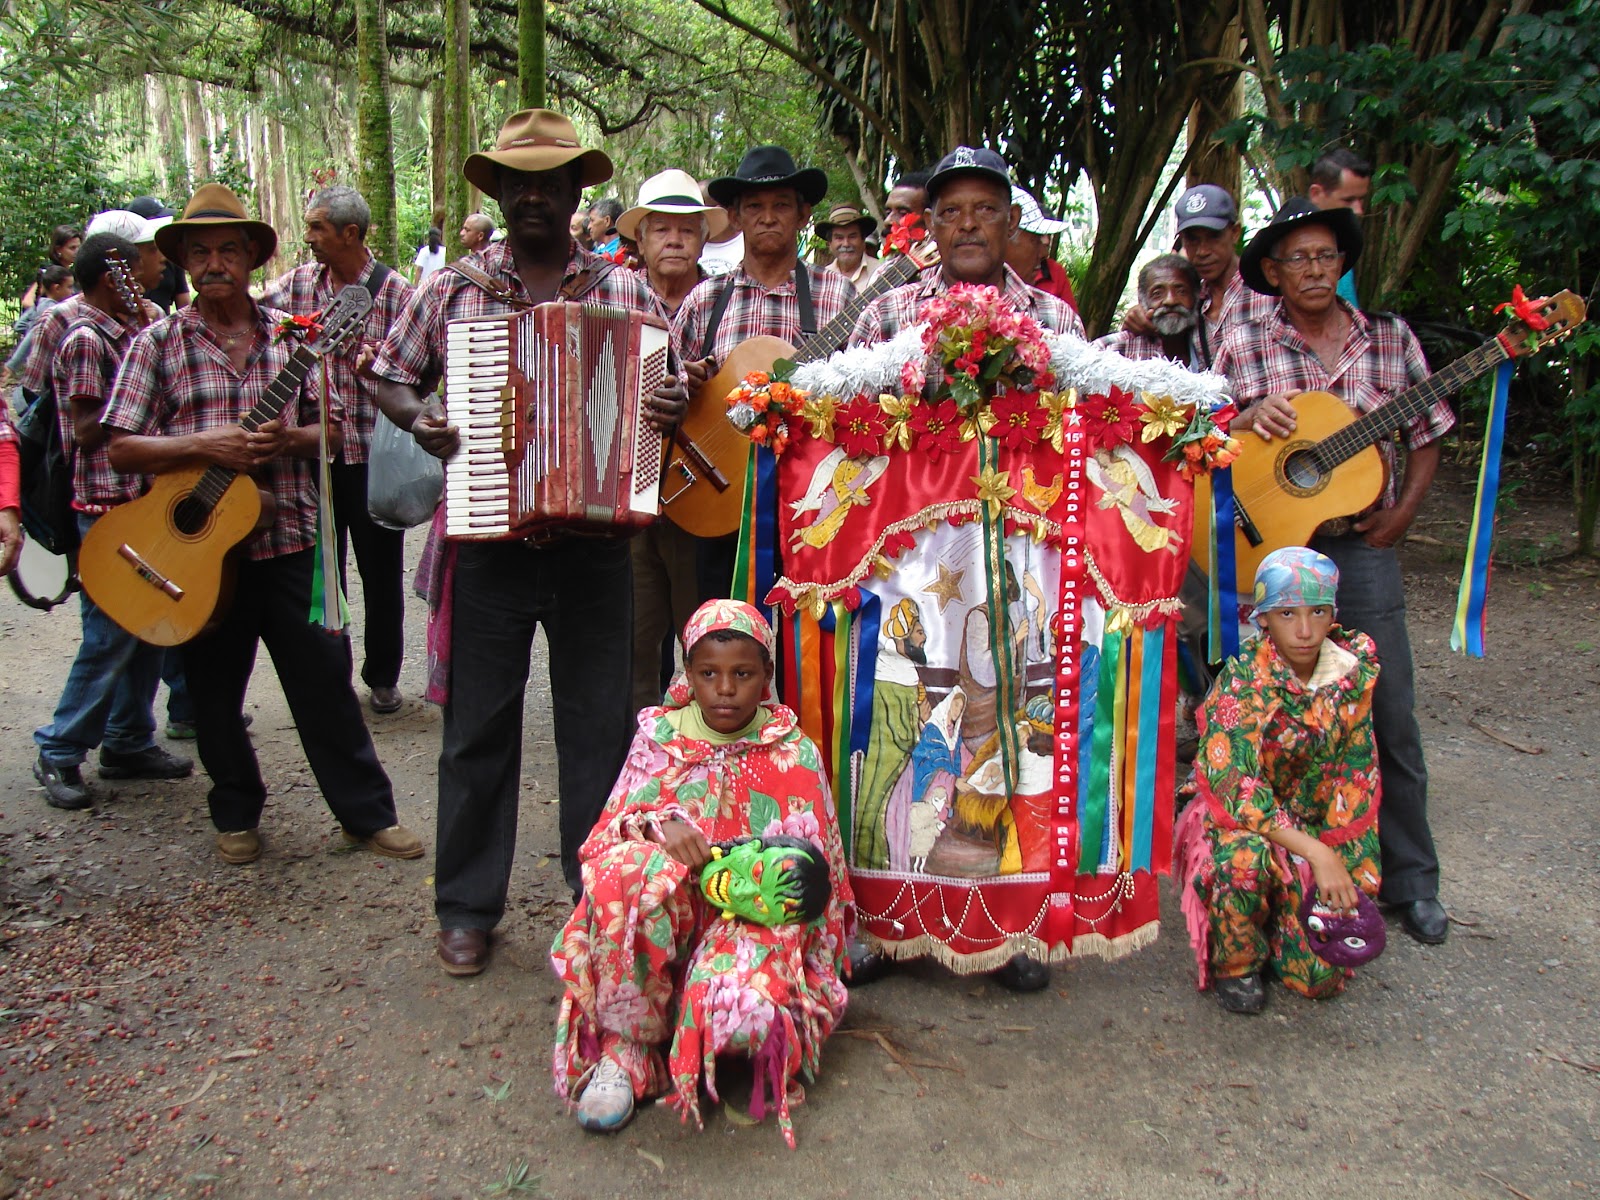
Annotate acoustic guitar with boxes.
[662,236,942,538]
[1192,289,1586,582]
[78,285,373,646]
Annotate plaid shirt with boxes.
[1200,271,1277,354]
[103,304,338,560]
[1094,327,1200,369]
[261,253,413,463]
[671,263,855,364]
[373,241,663,389]
[17,294,87,395]
[1213,299,1452,510]
[52,304,142,510]
[849,264,1086,345]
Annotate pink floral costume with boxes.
[550,600,853,1148]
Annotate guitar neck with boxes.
[1316,338,1507,469]
[186,345,320,507]
[793,254,925,364]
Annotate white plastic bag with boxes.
[367,413,444,530]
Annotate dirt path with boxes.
[1,476,1596,1200]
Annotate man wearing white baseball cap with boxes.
[15,211,164,406]
[617,168,730,711]
[1005,186,1077,310]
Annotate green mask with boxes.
[698,836,831,927]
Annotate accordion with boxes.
[442,302,670,540]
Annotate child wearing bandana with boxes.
[550,599,852,1146]
[1176,547,1383,1015]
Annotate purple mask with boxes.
[1298,890,1387,968]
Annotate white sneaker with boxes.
[575,1057,635,1133]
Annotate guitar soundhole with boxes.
[1277,444,1326,498]
[171,494,211,537]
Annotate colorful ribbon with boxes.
[1451,360,1513,657]
[1210,465,1239,660]
[308,359,348,632]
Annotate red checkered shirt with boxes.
[1199,271,1277,356]
[261,253,414,463]
[849,264,1086,345]
[373,241,663,390]
[671,262,855,364]
[51,303,142,510]
[17,293,88,396]
[103,303,340,561]
[1213,298,1452,510]
[1093,328,1200,368]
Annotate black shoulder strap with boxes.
[794,265,817,339]
[699,275,738,361]
[363,258,396,297]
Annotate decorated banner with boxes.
[730,285,1234,971]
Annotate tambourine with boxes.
[8,538,77,611]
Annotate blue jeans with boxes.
[163,651,193,724]
[1311,532,1439,903]
[34,512,165,767]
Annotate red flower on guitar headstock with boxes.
[1493,285,1550,333]
[883,212,928,256]
[273,311,323,344]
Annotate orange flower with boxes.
[770,381,795,406]
[1204,732,1231,770]
[750,424,769,442]
[750,395,770,413]
[746,371,770,388]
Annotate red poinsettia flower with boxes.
[1080,386,1139,452]
[988,392,1046,451]
[907,397,963,461]
[836,394,888,457]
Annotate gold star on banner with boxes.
[923,562,968,612]
[971,466,1017,518]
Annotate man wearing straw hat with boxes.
[616,169,729,711]
[372,110,690,978]
[818,202,879,288]
[103,184,421,868]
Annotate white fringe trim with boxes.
[859,919,1160,975]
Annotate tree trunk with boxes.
[517,0,546,108]
[444,0,473,256]
[1186,17,1244,199]
[180,79,208,188]
[430,74,448,236]
[355,0,400,264]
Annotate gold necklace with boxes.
[206,321,254,344]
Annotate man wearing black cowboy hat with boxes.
[371,109,689,978]
[850,146,1084,347]
[671,145,856,600]
[1213,196,1456,947]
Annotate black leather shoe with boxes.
[1213,973,1266,1014]
[1399,898,1449,945]
[992,953,1050,993]
[846,937,893,987]
[33,755,93,810]
[98,745,194,780]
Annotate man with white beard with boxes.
[1095,255,1204,368]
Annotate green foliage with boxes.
[483,1160,542,1197]
[0,61,114,295]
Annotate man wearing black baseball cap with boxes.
[126,196,190,312]
[1212,195,1455,948]
[849,145,1084,346]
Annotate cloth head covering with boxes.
[708,146,828,208]
[155,183,277,268]
[1011,187,1069,235]
[672,599,778,706]
[86,209,160,246]
[1173,184,1239,234]
[816,203,876,240]
[1250,546,1339,619]
[925,146,1011,204]
[616,168,729,242]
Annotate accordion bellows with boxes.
[443,302,670,539]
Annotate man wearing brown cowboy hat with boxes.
[1212,195,1455,948]
[371,109,689,978]
[103,183,422,867]
[671,145,856,600]
[818,202,879,288]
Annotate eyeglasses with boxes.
[1270,250,1344,272]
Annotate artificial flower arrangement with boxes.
[721,282,1238,473]
[881,210,928,257]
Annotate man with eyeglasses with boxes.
[849,147,1084,346]
[1212,196,1455,949]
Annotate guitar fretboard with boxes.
[793,254,926,364]
[1313,339,1507,470]
[183,348,319,510]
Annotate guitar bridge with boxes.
[117,544,185,601]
